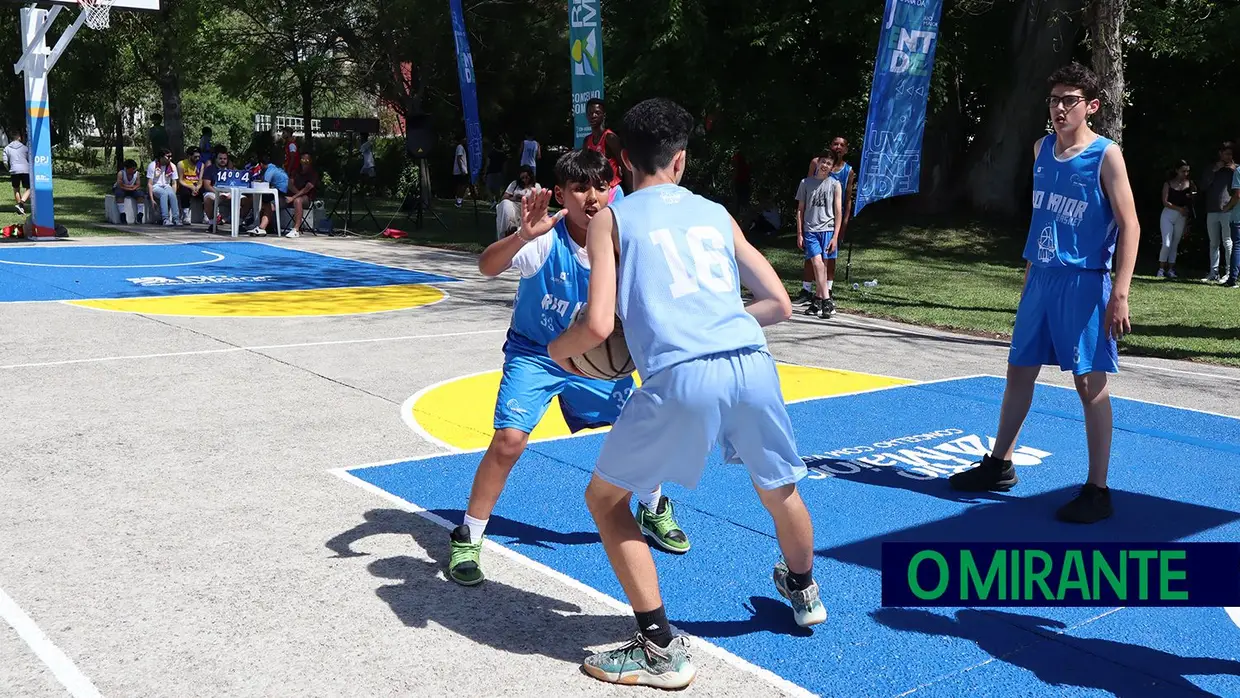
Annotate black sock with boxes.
[786,568,814,592]
[634,606,674,648]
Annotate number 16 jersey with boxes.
[611,183,768,380]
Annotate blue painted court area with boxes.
[351,377,1240,697]
[0,242,458,301]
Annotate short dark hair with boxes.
[123,159,136,169]
[1220,141,1235,155]
[187,146,200,157]
[586,98,605,111]
[817,150,836,163]
[554,148,613,188]
[517,165,535,180]
[1047,62,1101,101]
[619,98,694,175]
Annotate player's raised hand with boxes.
[519,186,566,239]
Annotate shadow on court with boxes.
[326,508,626,664]
[427,509,600,549]
[873,609,1240,697]
[816,486,1240,571]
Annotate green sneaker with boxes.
[448,525,484,586]
[636,496,691,554]
[583,633,695,689]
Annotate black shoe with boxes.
[1056,483,1112,523]
[805,301,820,316]
[119,212,127,224]
[949,454,1018,492]
[817,301,829,319]
[795,289,814,305]
[824,298,837,317]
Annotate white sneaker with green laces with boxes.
[773,560,828,627]
[582,632,695,689]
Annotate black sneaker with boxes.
[805,301,821,317]
[15,203,25,216]
[795,289,814,305]
[817,302,829,319]
[949,454,1018,492]
[824,298,837,317]
[1055,483,1112,523]
[119,212,127,224]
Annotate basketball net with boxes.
[78,0,113,30]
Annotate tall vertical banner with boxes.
[20,8,55,239]
[449,0,483,184]
[853,0,943,217]
[569,0,604,147]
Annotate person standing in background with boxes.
[1225,150,1240,288]
[147,114,168,160]
[518,132,540,178]
[454,136,469,208]
[198,127,213,157]
[1158,160,1194,279]
[1201,142,1234,283]
[4,131,30,216]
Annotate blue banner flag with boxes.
[450,0,483,184]
[853,0,944,217]
[881,542,1240,607]
[569,0,604,147]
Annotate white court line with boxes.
[328,467,817,698]
[0,586,102,698]
[1120,360,1240,383]
[0,249,224,269]
[0,328,507,370]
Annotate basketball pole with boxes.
[14,4,92,240]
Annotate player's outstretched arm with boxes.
[1101,143,1138,339]
[548,209,617,372]
[732,218,793,326]
[477,187,564,277]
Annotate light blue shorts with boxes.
[494,351,635,434]
[593,348,806,494]
[1009,265,1119,375]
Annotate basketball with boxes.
[568,304,635,381]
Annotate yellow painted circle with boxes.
[407,363,913,451]
[67,284,444,317]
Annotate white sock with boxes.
[463,514,488,543]
[637,486,662,509]
[137,204,145,215]
[802,282,812,292]
[826,280,834,294]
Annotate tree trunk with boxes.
[112,81,124,172]
[1089,0,1125,145]
[919,65,967,213]
[156,61,185,160]
[299,76,314,151]
[960,0,1087,217]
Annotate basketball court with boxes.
[2,229,1238,697]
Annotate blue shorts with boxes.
[804,229,837,260]
[593,348,806,494]
[494,351,635,434]
[1009,266,1119,375]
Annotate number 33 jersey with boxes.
[505,218,589,357]
[611,183,768,380]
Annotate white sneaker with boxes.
[247,227,267,237]
[1156,269,1165,278]
[1168,269,1178,279]
[285,230,300,238]
[1221,276,1233,286]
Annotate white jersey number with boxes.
[650,226,734,299]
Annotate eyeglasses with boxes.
[1047,95,1087,109]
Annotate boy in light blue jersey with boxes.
[950,63,1139,524]
[448,150,689,587]
[550,98,824,690]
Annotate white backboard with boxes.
[13,0,160,11]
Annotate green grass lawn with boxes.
[34,174,1238,368]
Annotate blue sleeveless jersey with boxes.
[829,162,852,191]
[1024,134,1118,271]
[610,184,768,379]
[506,220,588,356]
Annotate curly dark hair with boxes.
[1047,62,1101,101]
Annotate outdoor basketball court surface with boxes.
[2,232,1238,697]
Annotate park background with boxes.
[0,0,1236,365]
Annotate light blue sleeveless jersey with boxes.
[610,183,768,379]
[506,219,587,356]
[1024,134,1118,271]
[829,162,852,191]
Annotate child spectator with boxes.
[147,148,180,226]
[177,146,204,226]
[114,159,145,224]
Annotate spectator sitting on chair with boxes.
[247,150,289,237]
[4,130,31,216]
[202,147,232,233]
[287,153,320,236]
[147,148,180,226]
[176,146,204,226]
[494,165,536,238]
[113,158,145,224]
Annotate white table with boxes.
[226,186,282,238]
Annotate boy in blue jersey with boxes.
[799,136,855,305]
[550,98,824,689]
[949,63,1139,524]
[448,149,690,587]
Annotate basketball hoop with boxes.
[78,0,113,30]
